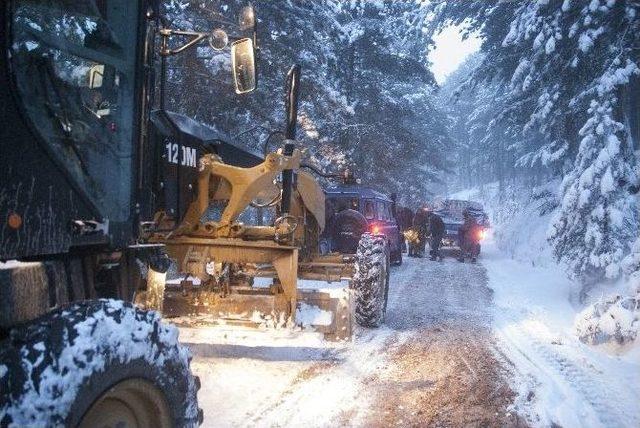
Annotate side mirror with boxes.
[231,38,256,94]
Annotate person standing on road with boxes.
[412,207,429,257]
[397,206,414,254]
[457,209,480,262]
[428,211,445,261]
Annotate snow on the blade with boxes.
[296,303,333,327]
[248,310,288,329]
[166,275,202,286]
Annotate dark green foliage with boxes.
[162,0,451,207]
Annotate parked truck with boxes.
[433,199,490,256]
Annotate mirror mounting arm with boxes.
[159,28,209,57]
[158,28,246,57]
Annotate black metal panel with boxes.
[0,2,146,260]
[149,110,263,223]
[0,4,91,259]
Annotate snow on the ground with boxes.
[182,321,399,427]
[180,263,421,427]
[483,227,640,427]
[450,184,640,426]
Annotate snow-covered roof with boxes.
[324,185,391,202]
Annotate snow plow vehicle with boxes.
[1,2,389,424]
[0,1,259,426]
[141,66,391,337]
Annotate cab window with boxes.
[10,0,140,221]
[384,203,393,222]
[332,197,359,212]
[363,200,375,220]
[376,201,387,221]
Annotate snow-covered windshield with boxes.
[10,0,140,221]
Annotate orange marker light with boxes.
[8,212,22,229]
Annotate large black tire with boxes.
[352,233,390,328]
[0,300,201,427]
[332,209,369,254]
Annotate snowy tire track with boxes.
[496,318,637,427]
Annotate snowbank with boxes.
[450,182,640,349]
[483,241,640,427]
[449,183,640,425]
[575,293,639,345]
[574,237,640,348]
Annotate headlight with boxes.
[478,229,487,241]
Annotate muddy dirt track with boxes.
[357,256,526,427]
[183,255,528,427]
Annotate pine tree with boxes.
[433,0,640,284]
[332,0,451,205]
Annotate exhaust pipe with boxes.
[281,64,301,214]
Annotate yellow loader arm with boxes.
[176,149,324,241]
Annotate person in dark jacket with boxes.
[396,206,414,254]
[411,207,429,257]
[428,211,445,261]
[458,210,480,262]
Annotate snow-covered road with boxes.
[180,253,522,427]
[178,245,639,427]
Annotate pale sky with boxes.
[429,25,481,85]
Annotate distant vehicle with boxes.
[433,200,490,249]
[322,185,403,265]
